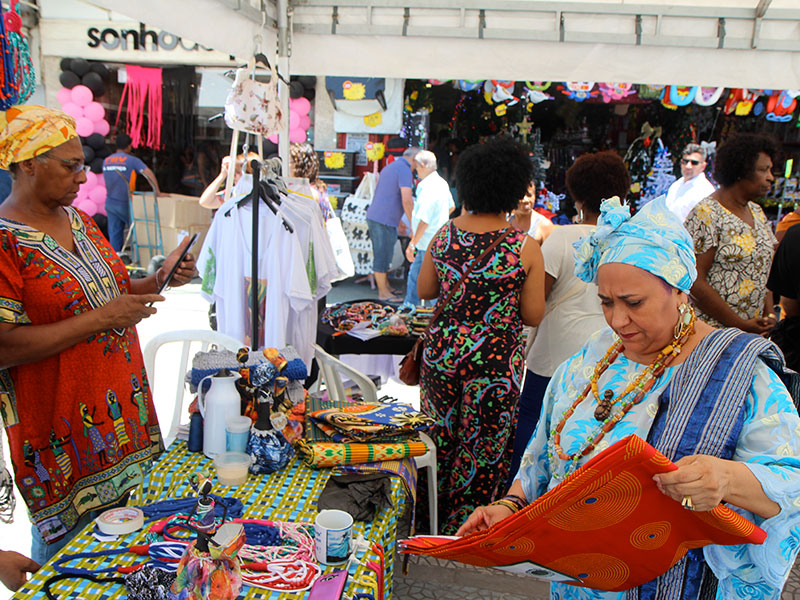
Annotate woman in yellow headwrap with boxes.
[0,105,195,564]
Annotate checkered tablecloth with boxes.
[14,441,404,599]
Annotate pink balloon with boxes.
[289,112,300,130]
[84,102,105,122]
[84,171,97,187]
[81,200,99,217]
[95,202,107,216]
[293,96,311,116]
[71,85,94,107]
[267,134,279,144]
[57,87,73,106]
[81,179,96,193]
[62,102,83,120]
[289,128,306,143]
[75,117,94,137]
[93,119,110,136]
[299,115,311,131]
[89,186,106,205]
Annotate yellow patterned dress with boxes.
[684,198,777,327]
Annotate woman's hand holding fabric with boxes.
[99,294,161,329]
[653,455,731,512]
[455,504,514,537]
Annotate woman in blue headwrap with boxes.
[457,197,800,599]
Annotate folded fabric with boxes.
[311,420,417,444]
[334,457,418,508]
[400,435,765,592]
[318,472,394,521]
[297,440,428,468]
[310,403,434,442]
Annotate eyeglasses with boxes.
[47,155,86,174]
[681,158,701,166]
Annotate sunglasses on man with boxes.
[681,158,701,166]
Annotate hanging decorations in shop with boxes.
[559,82,597,101]
[597,83,635,103]
[724,89,760,116]
[640,139,676,210]
[636,84,665,100]
[483,80,518,105]
[55,58,113,218]
[427,79,450,86]
[525,81,551,91]
[693,87,725,106]
[668,86,698,107]
[115,64,163,149]
[624,122,663,207]
[764,90,798,122]
[457,80,482,92]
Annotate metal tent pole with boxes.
[277,0,291,177]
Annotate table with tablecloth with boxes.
[13,441,406,600]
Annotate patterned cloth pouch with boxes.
[224,60,283,136]
[310,402,434,443]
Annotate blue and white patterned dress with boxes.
[516,327,800,600]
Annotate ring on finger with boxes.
[681,495,694,510]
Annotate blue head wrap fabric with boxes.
[573,196,697,292]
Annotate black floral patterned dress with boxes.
[420,222,527,534]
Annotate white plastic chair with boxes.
[143,329,243,447]
[311,343,438,534]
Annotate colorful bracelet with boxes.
[489,499,521,514]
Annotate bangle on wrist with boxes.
[489,499,519,513]
[155,268,166,289]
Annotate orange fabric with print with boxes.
[401,435,766,592]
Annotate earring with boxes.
[674,303,694,339]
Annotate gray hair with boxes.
[683,143,707,161]
[403,147,422,160]
[414,150,437,170]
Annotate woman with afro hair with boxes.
[684,133,778,334]
[416,139,545,534]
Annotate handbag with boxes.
[224,59,284,136]
[399,227,513,386]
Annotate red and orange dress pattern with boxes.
[420,222,528,534]
[0,207,163,544]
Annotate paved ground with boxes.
[2,276,799,599]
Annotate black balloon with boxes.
[90,157,104,175]
[59,71,80,89]
[303,87,316,101]
[60,57,73,72]
[289,81,304,99]
[90,62,110,80]
[298,76,316,89]
[71,58,90,77]
[87,133,106,150]
[263,139,278,155]
[96,146,112,159]
[82,72,105,97]
[82,145,95,163]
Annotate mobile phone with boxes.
[155,232,198,295]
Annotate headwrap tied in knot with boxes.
[573,196,697,292]
[0,105,78,169]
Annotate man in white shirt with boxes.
[665,143,716,221]
[404,150,454,306]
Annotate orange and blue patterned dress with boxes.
[420,222,527,534]
[0,207,162,545]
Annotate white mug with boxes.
[314,509,353,565]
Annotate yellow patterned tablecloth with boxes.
[14,441,405,599]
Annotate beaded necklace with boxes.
[547,307,696,480]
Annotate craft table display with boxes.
[12,442,405,600]
[316,300,418,357]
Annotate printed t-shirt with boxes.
[103,152,147,207]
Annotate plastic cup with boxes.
[226,416,251,453]
[314,509,353,565]
[213,451,251,487]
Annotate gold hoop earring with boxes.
[674,303,694,340]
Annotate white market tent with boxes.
[83,0,800,89]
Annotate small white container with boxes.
[213,451,251,487]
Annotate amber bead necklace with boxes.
[546,304,696,480]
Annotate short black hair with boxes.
[115,133,132,151]
[456,140,532,214]
[566,151,631,215]
[714,133,779,187]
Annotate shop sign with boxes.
[40,19,236,66]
